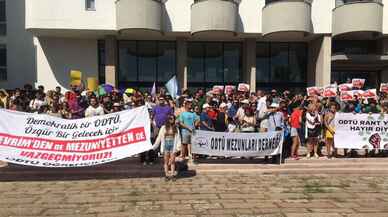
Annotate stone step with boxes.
[2,157,388,181]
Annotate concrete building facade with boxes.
[1,0,388,91]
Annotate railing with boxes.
[265,0,313,5]
[335,0,383,7]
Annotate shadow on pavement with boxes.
[0,158,196,182]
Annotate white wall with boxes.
[311,0,335,34]
[0,0,36,89]
[383,0,388,34]
[164,0,192,32]
[239,0,263,33]
[35,37,98,91]
[26,0,116,30]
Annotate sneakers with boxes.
[164,176,170,182]
[314,153,319,159]
[171,175,177,182]
[306,153,311,159]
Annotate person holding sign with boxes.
[324,103,337,159]
[153,115,181,182]
[306,103,322,159]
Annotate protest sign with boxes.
[322,87,337,98]
[353,89,364,99]
[212,86,224,95]
[339,83,353,92]
[238,83,250,92]
[380,83,388,94]
[335,113,388,150]
[224,85,236,95]
[192,130,283,157]
[340,91,354,101]
[352,78,365,89]
[307,87,322,97]
[362,89,377,100]
[0,106,152,167]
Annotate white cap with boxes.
[241,99,249,104]
[203,103,210,109]
[219,103,227,108]
[270,103,279,108]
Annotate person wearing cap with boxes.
[266,102,284,132]
[235,99,249,124]
[178,99,200,161]
[214,103,228,132]
[200,103,215,131]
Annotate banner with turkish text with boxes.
[334,113,388,150]
[0,106,152,167]
[192,130,283,157]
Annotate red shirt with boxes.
[290,109,302,128]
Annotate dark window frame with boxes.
[256,42,308,90]
[187,41,242,88]
[117,40,177,89]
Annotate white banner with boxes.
[334,113,388,150]
[192,130,283,157]
[0,106,152,167]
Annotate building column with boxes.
[243,38,256,92]
[307,35,332,87]
[105,36,117,87]
[177,38,188,90]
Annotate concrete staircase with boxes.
[1,157,388,181]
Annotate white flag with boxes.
[165,76,179,99]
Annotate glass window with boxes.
[224,43,241,82]
[331,71,378,89]
[188,42,242,87]
[116,41,176,87]
[270,43,289,82]
[188,43,205,82]
[138,41,157,82]
[157,42,176,82]
[119,41,137,82]
[0,1,6,36]
[86,0,96,10]
[0,45,6,81]
[289,43,307,82]
[256,43,270,82]
[332,40,378,55]
[98,40,105,84]
[205,43,223,82]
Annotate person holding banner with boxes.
[306,103,322,159]
[324,103,337,159]
[153,115,181,182]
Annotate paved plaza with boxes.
[1,158,388,217]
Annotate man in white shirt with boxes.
[85,97,104,117]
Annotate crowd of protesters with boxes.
[1,83,388,181]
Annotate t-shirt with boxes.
[153,105,173,128]
[85,106,104,117]
[179,111,199,134]
[306,112,321,129]
[200,112,214,131]
[290,109,302,129]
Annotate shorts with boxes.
[291,128,299,137]
[181,131,192,144]
[307,128,320,138]
[164,139,174,153]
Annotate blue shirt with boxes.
[200,112,214,131]
[179,111,199,134]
